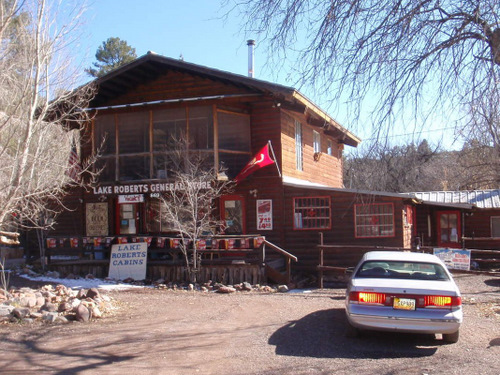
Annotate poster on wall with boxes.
[86,203,108,236]
[433,248,471,271]
[108,242,147,280]
[257,199,273,230]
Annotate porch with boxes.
[39,235,297,285]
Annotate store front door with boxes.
[221,195,246,234]
[437,211,461,248]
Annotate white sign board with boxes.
[257,199,273,230]
[108,242,148,280]
[433,248,471,271]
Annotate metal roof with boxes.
[412,190,500,209]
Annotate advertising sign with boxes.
[85,203,108,236]
[108,242,148,280]
[433,248,471,271]
[257,199,273,230]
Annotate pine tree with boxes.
[86,37,137,78]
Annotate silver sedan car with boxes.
[345,251,462,343]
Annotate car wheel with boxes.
[345,320,360,338]
[443,330,459,343]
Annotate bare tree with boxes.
[344,140,441,192]
[0,0,96,244]
[158,137,234,282]
[227,1,500,149]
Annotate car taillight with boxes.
[424,295,461,309]
[350,291,386,305]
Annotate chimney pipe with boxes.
[247,39,255,78]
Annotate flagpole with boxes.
[268,140,282,178]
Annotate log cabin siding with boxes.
[104,70,256,107]
[280,111,343,187]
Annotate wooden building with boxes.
[40,52,425,281]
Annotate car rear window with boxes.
[355,261,450,280]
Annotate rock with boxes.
[58,302,73,313]
[91,306,102,318]
[201,286,209,293]
[86,288,100,300]
[242,282,253,291]
[30,312,43,319]
[19,295,37,308]
[188,284,194,291]
[85,274,95,279]
[217,286,236,294]
[278,285,289,293]
[0,305,14,317]
[75,304,91,322]
[12,307,31,319]
[41,302,58,312]
[43,312,59,323]
[76,289,87,299]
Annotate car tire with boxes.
[345,320,360,338]
[443,330,459,343]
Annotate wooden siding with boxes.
[280,111,343,187]
[104,70,255,106]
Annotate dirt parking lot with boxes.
[0,273,499,375]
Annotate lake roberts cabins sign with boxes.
[108,242,148,280]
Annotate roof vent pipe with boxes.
[247,39,255,78]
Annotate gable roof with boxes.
[412,190,500,209]
[87,52,360,147]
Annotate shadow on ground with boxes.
[269,308,440,359]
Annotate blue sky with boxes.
[72,0,459,152]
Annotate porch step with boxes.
[264,264,288,285]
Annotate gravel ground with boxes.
[0,272,498,374]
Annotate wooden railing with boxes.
[261,240,298,285]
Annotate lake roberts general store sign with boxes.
[92,181,211,196]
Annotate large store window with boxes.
[146,199,173,233]
[94,106,215,182]
[355,203,395,238]
[293,196,331,230]
[218,110,251,178]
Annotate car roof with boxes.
[361,251,441,263]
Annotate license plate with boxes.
[393,297,416,311]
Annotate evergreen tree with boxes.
[86,37,137,78]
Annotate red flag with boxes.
[66,140,82,182]
[235,143,275,183]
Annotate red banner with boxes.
[235,143,275,183]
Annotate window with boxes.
[218,110,251,178]
[293,196,331,230]
[355,203,395,238]
[313,130,320,153]
[146,199,173,233]
[491,217,500,238]
[327,140,333,156]
[295,120,303,171]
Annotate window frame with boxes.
[295,120,303,171]
[313,130,321,153]
[491,216,500,238]
[293,196,331,230]
[354,202,395,238]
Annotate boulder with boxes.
[12,307,31,319]
[75,304,91,322]
[86,288,100,300]
[217,286,236,294]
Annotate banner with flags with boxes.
[66,139,82,182]
[235,142,276,183]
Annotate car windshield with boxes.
[355,260,450,280]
